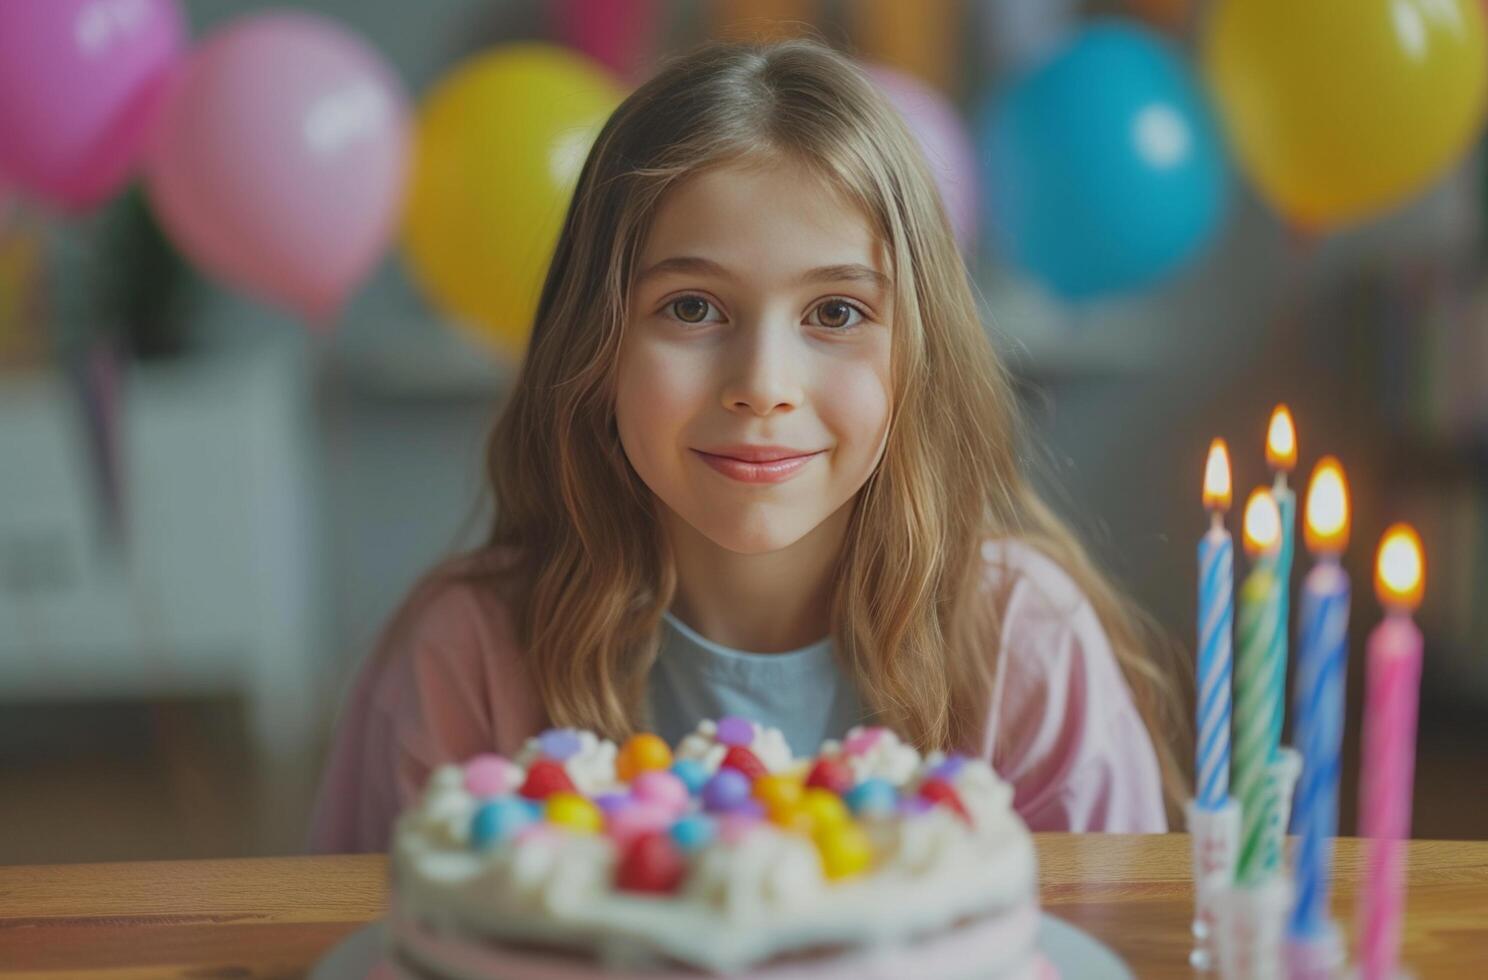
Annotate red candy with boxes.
[804,756,854,795]
[720,745,768,782]
[519,759,576,800]
[615,830,687,894]
[918,778,971,823]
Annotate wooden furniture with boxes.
[2,833,1485,978]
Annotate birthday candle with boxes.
[1197,439,1234,810]
[1358,525,1426,980]
[1265,405,1297,758]
[1288,458,1351,943]
[1234,488,1283,883]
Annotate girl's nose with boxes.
[719,319,804,417]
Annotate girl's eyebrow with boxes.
[636,255,892,292]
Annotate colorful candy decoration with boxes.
[546,791,604,833]
[702,768,754,813]
[616,831,687,894]
[605,801,674,846]
[538,728,584,761]
[918,778,971,824]
[463,754,523,797]
[720,745,769,782]
[668,814,717,853]
[471,796,539,848]
[631,770,690,815]
[715,715,756,747]
[669,758,709,796]
[519,758,578,800]
[845,778,899,818]
[815,822,874,880]
[843,727,885,756]
[617,732,673,782]
[805,757,855,795]
[753,773,806,817]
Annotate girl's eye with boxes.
[665,295,722,325]
[810,298,867,331]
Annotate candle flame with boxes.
[1266,404,1297,471]
[1304,456,1350,554]
[1203,439,1232,511]
[1375,524,1425,612]
[1242,488,1281,558]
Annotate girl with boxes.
[309,37,1187,854]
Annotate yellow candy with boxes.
[753,774,804,816]
[815,822,873,880]
[545,792,602,833]
[617,733,672,782]
[800,788,849,830]
[769,803,816,836]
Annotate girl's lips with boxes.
[692,449,823,484]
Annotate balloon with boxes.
[402,44,623,353]
[0,0,185,211]
[548,0,662,82]
[145,11,410,324]
[864,64,980,255]
[1204,0,1487,232]
[980,21,1227,301]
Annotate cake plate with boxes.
[309,914,1132,980]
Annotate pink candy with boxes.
[843,727,885,756]
[717,811,763,844]
[605,802,675,846]
[630,771,690,815]
[463,754,523,797]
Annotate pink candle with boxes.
[1357,524,1426,980]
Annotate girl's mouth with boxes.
[691,449,823,484]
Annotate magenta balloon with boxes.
[145,11,410,325]
[864,64,980,254]
[0,0,185,210]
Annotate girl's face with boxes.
[616,159,894,555]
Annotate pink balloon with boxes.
[145,11,409,325]
[0,0,185,211]
[864,64,980,255]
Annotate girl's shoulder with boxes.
[362,548,542,745]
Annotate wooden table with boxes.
[2,834,1486,979]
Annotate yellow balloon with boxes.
[1204,0,1487,231]
[402,44,624,354]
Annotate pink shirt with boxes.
[307,539,1167,854]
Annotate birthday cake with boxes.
[386,717,1052,979]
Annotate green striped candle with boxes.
[1235,488,1284,883]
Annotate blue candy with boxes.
[669,758,709,796]
[668,814,716,852]
[470,796,537,849]
[844,778,898,817]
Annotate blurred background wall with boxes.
[1,0,1485,862]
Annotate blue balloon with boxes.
[979,21,1228,300]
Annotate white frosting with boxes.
[674,718,796,775]
[819,725,923,786]
[392,729,1039,976]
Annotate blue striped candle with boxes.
[1197,513,1234,810]
[1288,559,1349,937]
[1288,457,1352,944]
[1197,438,1235,811]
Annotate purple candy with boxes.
[929,754,967,781]
[593,792,631,815]
[898,795,934,816]
[715,715,755,747]
[702,768,753,812]
[537,727,582,761]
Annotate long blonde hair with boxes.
[466,37,1190,815]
